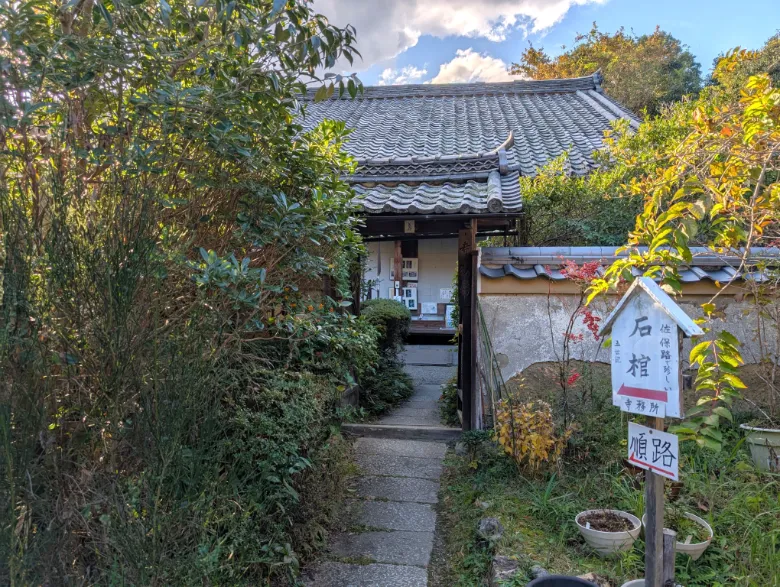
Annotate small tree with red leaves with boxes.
[546,260,606,425]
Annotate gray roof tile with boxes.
[301,75,638,215]
[479,246,779,283]
[353,171,521,214]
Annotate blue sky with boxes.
[315,0,779,86]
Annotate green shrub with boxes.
[357,300,413,416]
[361,299,411,354]
[0,1,367,584]
[439,375,460,426]
[359,356,415,416]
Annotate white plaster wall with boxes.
[479,293,772,382]
[416,239,457,306]
[363,239,457,309]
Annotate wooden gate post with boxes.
[458,225,475,430]
[458,220,477,431]
[645,415,665,587]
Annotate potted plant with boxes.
[735,261,780,471]
[575,509,641,557]
[740,422,780,472]
[641,507,713,561]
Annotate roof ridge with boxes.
[304,73,601,101]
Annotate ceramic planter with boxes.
[641,512,713,561]
[575,510,641,557]
[740,423,780,472]
[526,576,598,586]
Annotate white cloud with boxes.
[314,0,607,70]
[378,65,429,85]
[430,49,515,84]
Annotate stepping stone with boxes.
[355,437,447,459]
[350,500,437,532]
[382,407,440,421]
[304,562,427,587]
[400,345,455,366]
[329,530,434,567]
[354,453,443,480]
[403,365,456,385]
[385,407,440,418]
[355,475,439,504]
[404,399,439,409]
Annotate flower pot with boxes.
[740,423,780,472]
[641,512,713,561]
[621,581,644,587]
[527,576,597,586]
[575,510,641,557]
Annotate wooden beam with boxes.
[470,248,479,429]
[662,529,677,586]
[361,216,515,240]
[393,240,402,298]
[458,221,476,431]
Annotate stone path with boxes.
[304,345,457,587]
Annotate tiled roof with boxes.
[301,74,638,215]
[479,246,780,283]
[353,171,521,214]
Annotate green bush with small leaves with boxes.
[361,299,411,354]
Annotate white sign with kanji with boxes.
[610,291,681,418]
[627,421,679,481]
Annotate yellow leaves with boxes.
[494,399,574,472]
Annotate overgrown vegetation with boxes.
[436,43,780,587]
[589,48,780,444]
[434,379,780,586]
[357,299,414,416]
[0,1,375,584]
[517,154,643,246]
[439,375,460,426]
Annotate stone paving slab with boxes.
[386,407,441,420]
[403,365,457,385]
[354,452,443,479]
[354,437,447,459]
[412,384,446,398]
[329,530,434,567]
[404,399,439,409]
[304,562,427,587]
[355,475,439,504]
[380,409,441,427]
[400,345,456,366]
[350,499,437,532]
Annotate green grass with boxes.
[435,411,779,587]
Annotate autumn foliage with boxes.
[495,398,575,472]
[512,24,702,116]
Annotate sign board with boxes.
[402,287,417,310]
[391,259,418,281]
[610,292,681,418]
[445,304,456,328]
[404,220,416,234]
[440,287,453,301]
[421,302,438,315]
[628,421,679,481]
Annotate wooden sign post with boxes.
[599,277,703,587]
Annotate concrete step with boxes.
[343,423,460,442]
[329,530,434,567]
[304,562,427,587]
